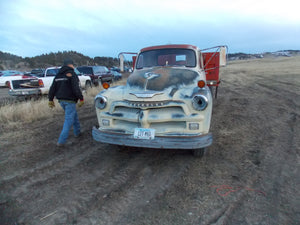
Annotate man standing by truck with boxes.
[48,59,84,147]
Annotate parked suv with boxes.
[77,66,113,85]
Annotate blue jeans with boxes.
[58,101,80,144]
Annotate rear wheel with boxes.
[192,148,206,158]
[85,80,92,90]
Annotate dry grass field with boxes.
[0,57,299,225]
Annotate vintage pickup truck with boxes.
[92,44,226,156]
[8,66,91,97]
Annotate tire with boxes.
[85,81,92,90]
[93,81,99,86]
[209,86,214,96]
[192,148,206,157]
[117,145,141,153]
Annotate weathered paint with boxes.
[127,68,199,91]
[104,112,124,117]
[169,88,178,97]
[172,114,184,118]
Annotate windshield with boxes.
[94,66,109,73]
[77,67,93,74]
[103,67,109,72]
[74,68,81,75]
[31,69,44,77]
[46,69,59,77]
[1,71,23,76]
[31,69,43,73]
[136,48,196,69]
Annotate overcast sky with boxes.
[0,0,299,58]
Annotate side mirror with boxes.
[219,46,227,66]
[118,52,138,72]
[132,56,137,71]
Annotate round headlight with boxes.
[192,95,208,111]
[95,95,107,109]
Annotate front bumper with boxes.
[92,126,212,149]
[99,75,113,83]
[8,89,41,96]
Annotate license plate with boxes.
[22,91,29,95]
[134,128,155,140]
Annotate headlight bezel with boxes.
[95,95,107,109]
[192,95,208,111]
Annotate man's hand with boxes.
[48,101,55,108]
[78,99,84,107]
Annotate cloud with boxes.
[0,0,299,57]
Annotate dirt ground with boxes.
[0,57,299,225]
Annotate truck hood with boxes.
[127,67,198,91]
[99,67,202,102]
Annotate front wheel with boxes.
[192,148,206,157]
[209,86,214,96]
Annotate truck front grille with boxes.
[104,100,192,134]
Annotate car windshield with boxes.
[46,69,59,77]
[74,68,81,75]
[1,70,23,76]
[136,48,196,69]
[31,69,43,74]
[77,67,93,74]
[2,74,15,77]
[94,66,109,73]
[103,67,109,72]
[31,69,44,77]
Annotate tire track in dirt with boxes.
[26,150,150,224]
[78,154,192,225]
[3,124,194,225]
[2,146,97,197]
[22,151,193,224]
[213,65,300,224]
[1,111,98,183]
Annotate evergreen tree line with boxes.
[0,50,125,70]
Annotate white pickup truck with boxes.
[9,66,92,97]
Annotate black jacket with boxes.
[48,66,83,102]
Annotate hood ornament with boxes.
[129,72,162,98]
[143,72,160,90]
[144,72,160,80]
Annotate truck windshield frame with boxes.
[136,48,196,69]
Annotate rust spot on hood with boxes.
[127,68,198,91]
